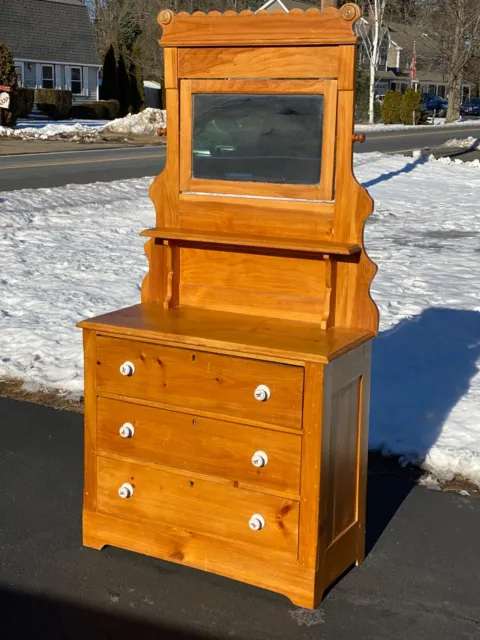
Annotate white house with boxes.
[0,0,101,102]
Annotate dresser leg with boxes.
[83,534,106,551]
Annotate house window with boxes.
[71,67,82,94]
[42,65,54,89]
[14,64,23,87]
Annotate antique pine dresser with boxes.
[78,2,379,608]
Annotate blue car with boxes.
[460,98,480,117]
[421,93,448,117]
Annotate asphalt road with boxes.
[0,124,479,191]
[0,146,167,191]
[1,396,479,640]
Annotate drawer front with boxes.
[96,336,304,429]
[96,456,299,558]
[97,398,301,495]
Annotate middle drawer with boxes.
[97,397,302,496]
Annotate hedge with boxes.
[69,100,120,120]
[35,89,72,120]
[2,88,34,127]
[400,88,422,125]
[381,90,403,124]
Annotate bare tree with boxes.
[356,0,389,124]
[421,0,480,122]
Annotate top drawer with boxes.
[96,336,304,429]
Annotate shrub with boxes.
[69,99,120,120]
[100,45,118,101]
[0,41,18,126]
[35,89,72,120]
[355,71,381,123]
[400,88,422,125]
[117,53,131,117]
[381,90,403,124]
[7,88,35,125]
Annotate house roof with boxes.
[386,22,436,59]
[258,0,320,12]
[0,0,100,66]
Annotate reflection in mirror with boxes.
[192,94,324,185]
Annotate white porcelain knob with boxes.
[253,384,270,402]
[118,483,134,499]
[251,451,268,468]
[119,361,135,377]
[249,514,265,531]
[119,423,134,438]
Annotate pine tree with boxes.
[117,53,131,117]
[129,43,145,114]
[100,45,118,101]
[0,42,18,127]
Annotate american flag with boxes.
[409,55,417,80]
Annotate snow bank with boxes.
[355,118,480,132]
[0,122,103,142]
[442,136,480,149]
[0,108,167,141]
[0,153,480,486]
[101,108,166,136]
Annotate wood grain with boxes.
[96,456,299,559]
[82,329,97,512]
[356,342,371,565]
[84,509,317,607]
[78,304,374,365]
[178,46,339,79]
[140,228,360,255]
[298,363,324,570]
[97,397,302,496]
[178,246,328,323]
[333,88,379,335]
[95,335,304,429]
[178,195,334,241]
[159,7,360,47]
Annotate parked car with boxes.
[422,93,448,117]
[460,98,480,117]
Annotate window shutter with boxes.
[36,64,42,89]
[65,66,71,91]
[55,65,62,89]
[82,67,89,97]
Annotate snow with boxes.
[0,152,480,486]
[0,108,167,141]
[442,136,480,149]
[355,118,480,132]
[103,108,166,136]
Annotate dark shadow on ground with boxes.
[0,587,215,640]
[447,137,480,159]
[361,154,426,188]
[365,307,480,554]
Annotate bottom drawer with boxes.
[96,456,299,559]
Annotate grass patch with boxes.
[0,379,83,413]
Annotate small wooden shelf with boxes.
[140,228,362,256]
[78,304,374,365]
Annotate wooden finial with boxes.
[352,133,366,143]
[341,3,358,21]
[158,9,173,25]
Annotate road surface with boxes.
[0,123,479,191]
[1,396,479,639]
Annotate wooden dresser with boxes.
[78,3,378,609]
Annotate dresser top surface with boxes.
[78,304,373,364]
